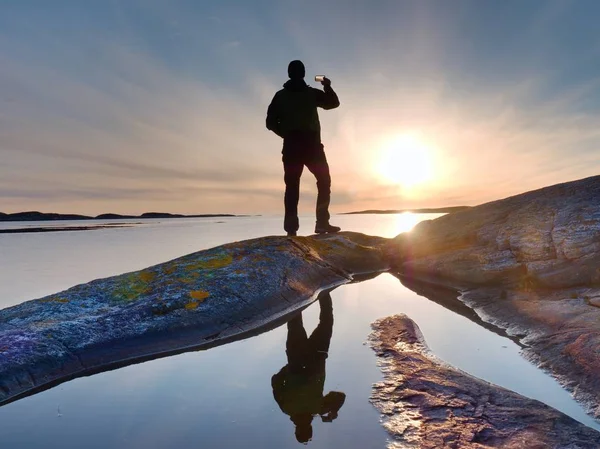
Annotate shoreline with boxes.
[0,212,250,222]
[342,206,469,215]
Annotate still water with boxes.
[0,214,598,448]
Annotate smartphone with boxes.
[315,75,326,82]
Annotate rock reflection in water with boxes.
[271,292,346,443]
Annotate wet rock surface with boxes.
[390,176,600,417]
[369,315,600,449]
[0,232,389,406]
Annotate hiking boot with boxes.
[314,223,341,234]
[287,231,297,237]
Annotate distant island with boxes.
[342,206,470,215]
[0,211,241,222]
[0,208,467,222]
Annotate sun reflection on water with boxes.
[394,212,422,234]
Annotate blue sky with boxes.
[1,0,599,214]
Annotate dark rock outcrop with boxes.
[0,232,389,406]
[369,315,600,448]
[389,176,600,417]
[392,176,600,289]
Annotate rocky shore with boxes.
[390,176,600,419]
[3,176,600,447]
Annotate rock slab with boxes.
[0,232,389,406]
[369,314,600,449]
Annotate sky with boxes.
[1,0,599,215]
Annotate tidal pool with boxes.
[0,214,598,448]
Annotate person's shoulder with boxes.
[272,88,287,99]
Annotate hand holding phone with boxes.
[315,75,331,87]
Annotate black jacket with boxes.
[266,79,340,140]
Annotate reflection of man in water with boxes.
[271,292,346,444]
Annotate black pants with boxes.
[285,293,334,374]
[282,134,331,233]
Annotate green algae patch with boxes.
[291,236,342,261]
[249,253,272,263]
[162,265,176,275]
[112,270,156,303]
[296,236,345,255]
[178,276,198,284]
[184,253,233,272]
[139,270,156,283]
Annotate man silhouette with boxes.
[271,293,346,443]
[266,60,341,236]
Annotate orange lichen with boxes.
[185,290,210,310]
[190,290,210,300]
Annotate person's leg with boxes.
[305,145,331,227]
[305,293,333,394]
[283,159,304,235]
[308,292,334,357]
[286,314,309,372]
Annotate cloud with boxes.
[2,1,600,215]
[0,25,286,214]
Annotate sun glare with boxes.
[394,212,421,234]
[376,134,433,188]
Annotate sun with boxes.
[376,134,433,188]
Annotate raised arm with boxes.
[316,78,340,110]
